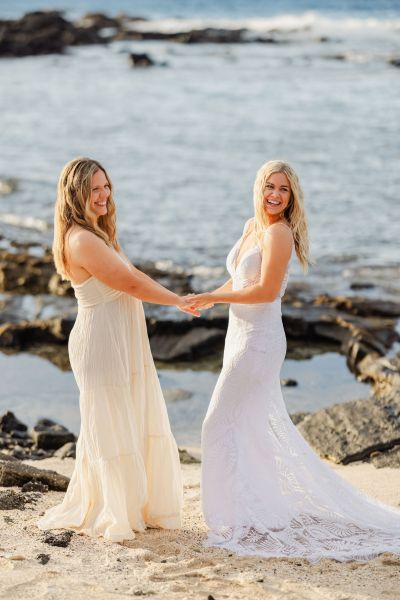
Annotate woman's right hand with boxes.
[176,295,201,317]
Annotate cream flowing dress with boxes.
[37,256,182,542]
[201,224,400,562]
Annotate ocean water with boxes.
[2,0,400,19]
[1,1,399,298]
[0,0,398,442]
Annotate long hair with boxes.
[253,160,311,272]
[53,157,120,279]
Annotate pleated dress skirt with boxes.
[37,276,182,542]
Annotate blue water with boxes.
[0,0,398,443]
[2,0,400,19]
[0,1,399,297]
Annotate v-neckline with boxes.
[233,239,259,272]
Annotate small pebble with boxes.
[43,530,73,548]
[37,553,50,565]
[22,480,49,493]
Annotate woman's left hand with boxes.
[183,293,215,310]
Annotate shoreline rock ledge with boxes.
[296,355,400,467]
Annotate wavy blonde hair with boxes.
[253,160,311,272]
[53,157,120,279]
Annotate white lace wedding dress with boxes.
[201,227,400,562]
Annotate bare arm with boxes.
[213,278,233,295]
[188,225,292,306]
[69,230,183,306]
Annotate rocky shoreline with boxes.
[1,239,399,366]
[1,10,400,71]
[1,236,400,472]
[0,11,294,58]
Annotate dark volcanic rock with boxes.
[43,530,73,547]
[179,448,200,464]
[174,27,246,44]
[350,282,375,291]
[37,553,50,565]
[75,12,122,31]
[54,442,76,459]
[342,329,389,377]
[0,317,74,349]
[0,459,70,490]
[116,26,247,44]
[129,52,155,67]
[357,354,400,394]
[48,273,73,296]
[0,411,28,433]
[22,480,49,493]
[0,11,105,57]
[139,261,193,294]
[283,298,398,377]
[297,391,400,464]
[32,418,76,450]
[0,244,191,296]
[313,294,400,319]
[150,325,225,361]
[281,378,298,387]
[0,452,18,462]
[10,445,31,460]
[0,246,55,293]
[388,57,400,68]
[367,446,400,468]
[0,489,28,510]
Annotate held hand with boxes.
[184,293,215,310]
[176,296,201,317]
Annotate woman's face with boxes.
[263,172,291,218]
[89,169,110,219]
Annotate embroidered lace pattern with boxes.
[201,228,400,562]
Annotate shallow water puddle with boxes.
[0,350,369,447]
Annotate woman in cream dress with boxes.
[37,157,197,543]
[189,160,400,562]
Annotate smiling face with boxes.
[263,172,291,221]
[89,169,110,219]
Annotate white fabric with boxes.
[201,227,400,562]
[37,265,182,542]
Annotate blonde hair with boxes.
[253,160,311,272]
[53,157,120,279]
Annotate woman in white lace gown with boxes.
[37,157,197,543]
[189,160,400,562]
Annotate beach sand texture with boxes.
[1,456,400,600]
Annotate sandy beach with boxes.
[1,454,400,600]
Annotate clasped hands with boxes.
[177,292,215,317]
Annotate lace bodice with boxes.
[226,229,291,299]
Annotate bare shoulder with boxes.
[263,222,293,250]
[68,226,105,251]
